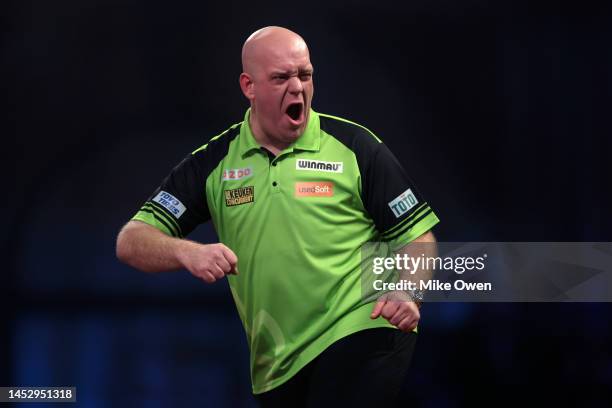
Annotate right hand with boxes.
[178,242,239,283]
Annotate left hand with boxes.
[370,290,420,333]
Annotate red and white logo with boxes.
[222,167,253,181]
[295,182,334,197]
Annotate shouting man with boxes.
[116,26,439,406]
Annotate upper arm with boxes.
[319,115,440,248]
[120,219,165,236]
[131,152,212,238]
[115,219,166,261]
[129,125,241,238]
[359,141,440,249]
[412,229,436,243]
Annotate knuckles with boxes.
[398,319,418,332]
[203,276,215,283]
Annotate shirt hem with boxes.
[251,319,400,395]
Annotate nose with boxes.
[287,75,303,94]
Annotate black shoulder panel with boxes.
[192,125,241,176]
[319,114,431,237]
[145,125,241,237]
[319,114,381,172]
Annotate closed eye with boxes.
[272,74,289,82]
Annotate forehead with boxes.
[258,44,312,72]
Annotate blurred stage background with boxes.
[4,0,612,406]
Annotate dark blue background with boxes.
[5,0,612,406]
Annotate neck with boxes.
[248,109,290,156]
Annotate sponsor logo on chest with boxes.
[296,159,343,173]
[295,182,334,197]
[388,188,418,218]
[222,167,253,181]
[224,186,254,207]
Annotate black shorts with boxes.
[254,328,417,407]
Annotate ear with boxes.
[239,73,255,101]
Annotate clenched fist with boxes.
[177,242,239,283]
[370,290,420,333]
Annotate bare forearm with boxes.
[116,221,239,284]
[398,230,438,294]
[116,221,192,273]
[370,231,436,330]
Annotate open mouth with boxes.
[285,102,304,122]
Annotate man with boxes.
[116,26,439,406]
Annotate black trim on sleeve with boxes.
[381,202,428,236]
[146,202,182,237]
[382,207,433,242]
[145,126,241,237]
[140,206,180,237]
[320,114,432,236]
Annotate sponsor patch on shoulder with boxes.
[388,188,418,218]
[222,167,253,181]
[296,159,343,173]
[295,182,334,197]
[224,186,255,206]
[152,191,187,218]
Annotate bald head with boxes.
[242,26,310,76]
[238,26,314,152]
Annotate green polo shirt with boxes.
[132,108,439,393]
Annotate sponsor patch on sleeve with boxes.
[152,191,187,219]
[388,188,418,218]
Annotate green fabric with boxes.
[132,202,181,237]
[203,109,438,393]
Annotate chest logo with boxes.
[222,167,253,181]
[295,182,334,197]
[224,186,254,207]
[296,159,343,173]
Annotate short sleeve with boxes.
[132,152,210,238]
[361,143,439,248]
